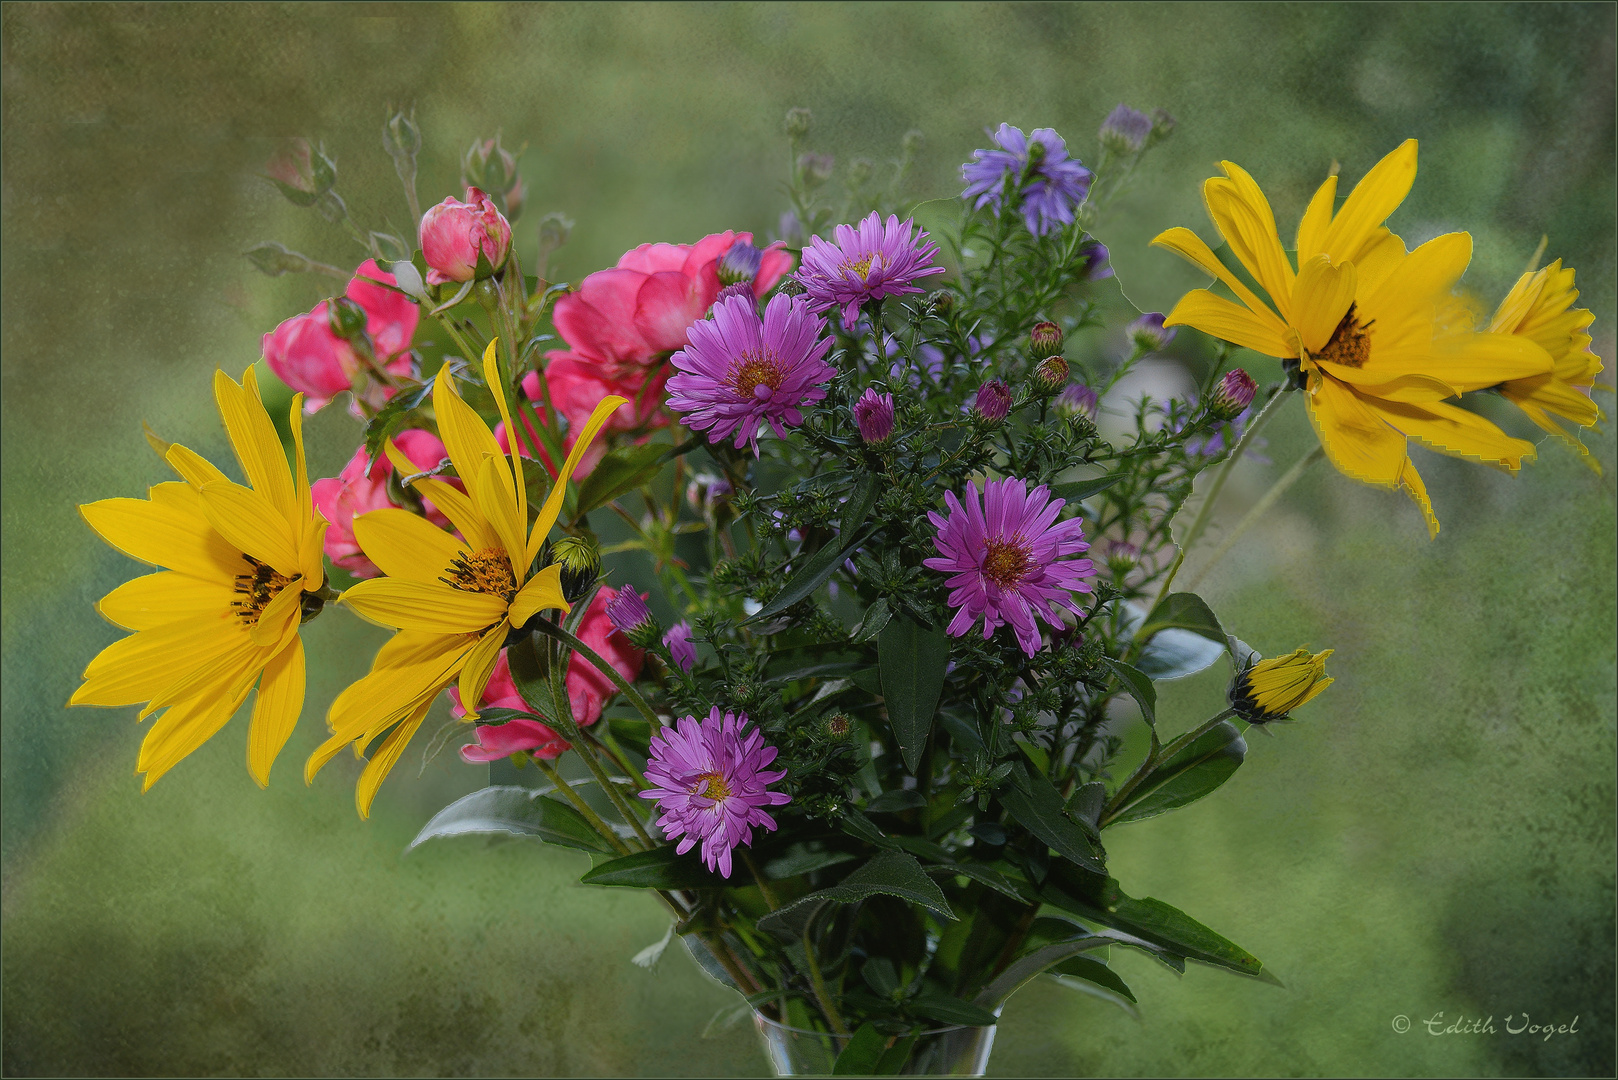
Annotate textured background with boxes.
[3,3,1614,1076]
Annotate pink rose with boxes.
[552,232,794,376]
[452,587,648,763]
[310,429,450,577]
[419,186,512,286]
[495,361,669,480]
[262,260,418,413]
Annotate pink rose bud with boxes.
[974,379,1012,423]
[1029,321,1064,359]
[1210,369,1258,420]
[262,304,361,410]
[264,138,336,207]
[419,187,512,286]
[853,386,895,445]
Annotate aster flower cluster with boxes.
[71,99,1602,1066]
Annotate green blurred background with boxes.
[3,3,1614,1075]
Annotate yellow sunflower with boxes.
[1487,259,1606,473]
[1153,140,1555,535]
[72,368,327,789]
[305,343,624,817]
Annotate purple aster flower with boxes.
[606,587,659,647]
[974,379,1012,422]
[663,621,697,673]
[853,386,895,444]
[1099,105,1153,155]
[923,478,1096,656]
[1077,240,1112,282]
[639,708,790,877]
[1057,381,1099,419]
[797,212,945,331]
[960,123,1092,237]
[667,292,835,454]
[718,240,763,286]
[1127,312,1176,353]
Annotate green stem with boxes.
[545,638,654,850]
[803,911,851,1037]
[1186,446,1325,591]
[1099,707,1239,828]
[533,758,632,855]
[530,620,664,732]
[433,312,483,364]
[740,848,781,911]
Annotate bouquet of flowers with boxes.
[71,104,1602,1076]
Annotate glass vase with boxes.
[753,1011,998,1076]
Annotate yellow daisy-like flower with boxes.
[305,343,625,817]
[1487,259,1606,473]
[72,368,327,789]
[1228,647,1334,723]
[1153,140,1555,536]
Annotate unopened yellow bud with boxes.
[1228,647,1334,722]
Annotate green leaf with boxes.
[874,1033,919,1074]
[999,763,1106,873]
[878,619,949,773]
[926,862,1030,902]
[572,443,670,519]
[1111,721,1247,825]
[1101,657,1155,726]
[1132,592,1228,680]
[1137,593,1225,643]
[1065,781,1107,830]
[1050,955,1137,1003]
[362,381,434,464]
[832,1024,888,1075]
[862,956,902,997]
[408,786,614,854]
[850,596,892,644]
[746,475,879,625]
[756,851,956,943]
[909,987,1000,1027]
[1050,472,1124,503]
[580,845,729,889]
[760,845,859,880]
[866,789,927,814]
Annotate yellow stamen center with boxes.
[440,547,517,602]
[842,254,876,280]
[982,536,1033,589]
[693,771,731,803]
[1315,304,1374,368]
[232,555,295,626]
[731,349,784,400]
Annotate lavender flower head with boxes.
[1128,312,1176,353]
[1099,105,1153,155]
[923,477,1096,656]
[717,240,762,286]
[960,123,1092,237]
[663,621,697,673]
[796,212,945,330]
[1077,240,1112,282]
[639,708,790,877]
[667,292,835,454]
[853,387,895,444]
[1057,381,1099,419]
[606,588,659,647]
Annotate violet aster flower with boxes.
[1128,312,1176,353]
[974,379,1012,422]
[1099,105,1153,155]
[853,387,895,444]
[1077,240,1112,282]
[1057,381,1099,419]
[639,708,790,877]
[664,621,697,673]
[797,212,945,330]
[718,240,763,286]
[1209,368,1258,419]
[923,477,1096,656]
[960,123,1092,237]
[667,292,835,454]
[606,587,658,646]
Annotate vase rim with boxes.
[751,1008,988,1038]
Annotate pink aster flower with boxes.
[667,292,835,454]
[797,212,945,330]
[639,708,790,877]
[923,477,1096,656]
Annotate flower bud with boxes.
[326,296,369,341]
[1105,540,1139,575]
[717,240,763,286]
[1127,312,1176,353]
[784,107,813,140]
[549,534,601,604]
[605,587,661,648]
[536,211,573,269]
[823,713,853,741]
[383,108,422,162]
[799,152,835,188]
[1098,104,1153,155]
[1057,381,1099,419]
[419,187,512,286]
[901,129,925,157]
[713,282,756,311]
[853,386,895,445]
[1228,647,1334,723]
[848,157,876,187]
[1029,321,1063,359]
[462,136,520,197]
[264,139,336,207]
[1209,369,1258,420]
[925,290,955,319]
[244,241,313,277]
[686,473,733,516]
[1077,240,1112,282]
[973,379,1012,423]
[1034,355,1069,391]
[663,621,696,673]
[1149,108,1178,146]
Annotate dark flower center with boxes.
[232,555,295,626]
[1315,304,1374,368]
[732,350,784,400]
[693,771,731,802]
[441,547,516,602]
[982,536,1034,589]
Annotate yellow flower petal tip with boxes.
[1229,647,1334,723]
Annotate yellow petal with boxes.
[288,393,313,521]
[481,339,527,526]
[299,519,327,588]
[456,623,508,721]
[1206,164,1295,320]
[340,577,509,633]
[1293,255,1358,355]
[1348,229,1408,298]
[1501,374,1602,428]
[1321,140,1417,266]
[1363,232,1473,327]
[1150,226,1289,337]
[352,508,467,582]
[80,493,241,581]
[355,697,434,820]
[1487,268,1545,334]
[214,368,297,522]
[412,477,500,552]
[433,365,514,508]
[247,636,305,787]
[1419,332,1554,393]
[73,612,245,708]
[248,575,305,647]
[1508,399,1603,475]
[527,395,628,565]
[1312,362,1458,403]
[509,563,568,627]
[1294,174,1338,260]
[1396,454,1440,538]
[137,678,255,791]
[137,628,265,720]
[1376,398,1538,473]
[476,454,529,580]
[1162,289,1295,358]
[197,481,301,577]
[1306,375,1407,488]
[164,443,229,488]
[96,572,235,631]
